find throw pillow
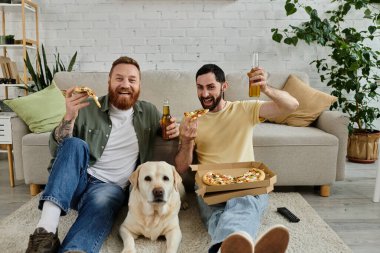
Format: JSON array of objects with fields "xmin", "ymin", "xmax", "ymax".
[
  {"xmin": 4, "ymin": 82, "xmax": 66, "ymax": 133},
  {"xmin": 267, "ymin": 74, "xmax": 337, "ymax": 127}
]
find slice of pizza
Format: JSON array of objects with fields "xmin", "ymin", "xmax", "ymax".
[
  {"xmin": 184, "ymin": 109, "xmax": 209, "ymax": 120},
  {"xmin": 73, "ymin": 86, "xmax": 101, "ymax": 108},
  {"xmin": 234, "ymin": 168, "xmax": 266, "ymax": 183},
  {"xmin": 202, "ymin": 171, "xmax": 234, "ymax": 186}
]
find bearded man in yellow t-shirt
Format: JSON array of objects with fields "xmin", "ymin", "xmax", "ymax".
[{"xmin": 175, "ymin": 64, "xmax": 299, "ymax": 253}]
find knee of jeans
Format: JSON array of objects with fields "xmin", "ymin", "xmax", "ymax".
[
  {"xmin": 91, "ymin": 186, "xmax": 125, "ymax": 210},
  {"xmin": 61, "ymin": 137, "xmax": 89, "ymax": 154}
]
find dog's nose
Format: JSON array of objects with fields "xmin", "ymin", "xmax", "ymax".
[{"xmin": 153, "ymin": 187, "xmax": 164, "ymax": 199}]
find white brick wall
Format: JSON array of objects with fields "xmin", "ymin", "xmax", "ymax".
[{"xmin": 2, "ymin": 0, "xmax": 380, "ymax": 128}]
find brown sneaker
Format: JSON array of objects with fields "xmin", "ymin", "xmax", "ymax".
[
  {"xmin": 25, "ymin": 227, "xmax": 60, "ymax": 253},
  {"xmin": 219, "ymin": 231, "xmax": 254, "ymax": 253},
  {"xmin": 255, "ymin": 225, "xmax": 289, "ymax": 253}
]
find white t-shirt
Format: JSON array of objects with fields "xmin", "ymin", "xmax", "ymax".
[{"xmin": 87, "ymin": 105, "xmax": 139, "ymax": 188}]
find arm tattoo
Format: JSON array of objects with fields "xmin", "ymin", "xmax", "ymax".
[{"xmin": 54, "ymin": 119, "xmax": 74, "ymax": 144}]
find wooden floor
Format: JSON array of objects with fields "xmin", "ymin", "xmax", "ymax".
[{"xmin": 0, "ymin": 153, "xmax": 379, "ymax": 252}]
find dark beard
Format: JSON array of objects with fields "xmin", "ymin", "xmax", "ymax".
[
  {"xmin": 108, "ymin": 86, "xmax": 140, "ymax": 110},
  {"xmin": 199, "ymin": 90, "xmax": 223, "ymax": 111}
]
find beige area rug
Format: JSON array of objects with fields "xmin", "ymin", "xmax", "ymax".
[{"xmin": 0, "ymin": 192, "xmax": 351, "ymax": 253}]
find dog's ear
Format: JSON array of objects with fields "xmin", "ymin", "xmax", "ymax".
[
  {"xmin": 172, "ymin": 165, "xmax": 183, "ymax": 192},
  {"xmin": 129, "ymin": 165, "xmax": 141, "ymax": 189}
]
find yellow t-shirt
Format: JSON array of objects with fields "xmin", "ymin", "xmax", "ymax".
[{"xmin": 195, "ymin": 100, "xmax": 263, "ymax": 164}]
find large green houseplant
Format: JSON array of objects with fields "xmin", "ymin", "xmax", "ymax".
[
  {"xmin": 271, "ymin": 0, "xmax": 380, "ymax": 162},
  {"xmin": 24, "ymin": 44, "xmax": 77, "ymax": 92}
]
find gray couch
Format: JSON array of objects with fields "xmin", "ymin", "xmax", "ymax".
[{"xmin": 10, "ymin": 71, "xmax": 349, "ymax": 196}]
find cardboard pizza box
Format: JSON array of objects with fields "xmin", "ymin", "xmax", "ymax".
[
  {"xmin": 191, "ymin": 161, "xmax": 277, "ymax": 193},
  {"xmin": 200, "ymin": 185, "xmax": 274, "ymax": 205},
  {"xmin": 191, "ymin": 161, "xmax": 277, "ymax": 205}
]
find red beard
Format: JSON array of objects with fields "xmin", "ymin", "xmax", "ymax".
[{"xmin": 108, "ymin": 86, "xmax": 140, "ymax": 110}]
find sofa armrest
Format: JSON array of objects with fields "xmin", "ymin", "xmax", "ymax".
[
  {"xmin": 10, "ymin": 116, "xmax": 31, "ymax": 181},
  {"xmin": 315, "ymin": 111, "xmax": 349, "ymax": 181}
]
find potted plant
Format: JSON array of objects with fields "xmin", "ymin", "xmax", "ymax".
[
  {"xmin": 24, "ymin": 44, "xmax": 77, "ymax": 92},
  {"xmin": 5, "ymin": 34, "xmax": 14, "ymax": 44},
  {"xmin": 271, "ymin": 0, "xmax": 380, "ymax": 163}
]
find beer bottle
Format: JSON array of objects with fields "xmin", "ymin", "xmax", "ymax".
[{"xmin": 161, "ymin": 99, "xmax": 171, "ymax": 140}]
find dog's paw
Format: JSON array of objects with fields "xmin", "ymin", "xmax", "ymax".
[{"xmin": 181, "ymin": 200, "xmax": 189, "ymax": 210}]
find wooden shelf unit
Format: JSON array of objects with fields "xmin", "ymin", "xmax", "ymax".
[{"xmin": 0, "ymin": 0, "xmax": 39, "ymax": 98}]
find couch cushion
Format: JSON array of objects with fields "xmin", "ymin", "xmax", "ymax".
[
  {"xmin": 266, "ymin": 75, "xmax": 337, "ymax": 127},
  {"xmin": 4, "ymin": 83, "xmax": 66, "ymax": 133},
  {"xmin": 140, "ymin": 70, "xmax": 200, "ymax": 120},
  {"xmin": 253, "ymin": 123, "xmax": 338, "ymax": 146},
  {"xmin": 225, "ymin": 72, "xmax": 309, "ymax": 102}
]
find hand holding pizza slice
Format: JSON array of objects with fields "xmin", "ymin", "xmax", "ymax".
[{"xmin": 73, "ymin": 86, "xmax": 101, "ymax": 108}]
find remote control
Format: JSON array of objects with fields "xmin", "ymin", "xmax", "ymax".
[{"xmin": 277, "ymin": 207, "xmax": 300, "ymax": 223}]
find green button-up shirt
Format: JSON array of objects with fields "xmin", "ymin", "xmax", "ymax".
[{"xmin": 49, "ymin": 95, "xmax": 161, "ymax": 169}]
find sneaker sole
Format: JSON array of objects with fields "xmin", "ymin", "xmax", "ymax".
[
  {"xmin": 255, "ymin": 225, "xmax": 289, "ymax": 253},
  {"xmin": 221, "ymin": 233, "xmax": 254, "ymax": 253}
]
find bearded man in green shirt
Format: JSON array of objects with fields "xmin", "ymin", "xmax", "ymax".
[{"xmin": 26, "ymin": 56, "xmax": 179, "ymax": 253}]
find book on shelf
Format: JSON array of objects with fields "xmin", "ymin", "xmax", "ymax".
[
  {"xmin": 0, "ymin": 56, "xmax": 21, "ymax": 83},
  {"xmin": 14, "ymin": 39, "xmax": 34, "ymax": 46}
]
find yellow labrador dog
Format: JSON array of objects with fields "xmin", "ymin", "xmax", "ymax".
[{"xmin": 119, "ymin": 161, "xmax": 185, "ymax": 253}]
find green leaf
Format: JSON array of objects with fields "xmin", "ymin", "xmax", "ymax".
[
  {"xmin": 67, "ymin": 51, "xmax": 77, "ymax": 72},
  {"xmin": 42, "ymin": 44, "xmax": 53, "ymax": 86},
  {"xmin": 368, "ymin": 26, "xmax": 376, "ymax": 34},
  {"xmin": 284, "ymin": 37, "xmax": 294, "ymax": 45},
  {"xmin": 37, "ymin": 51, "xmax": 46, "ymax": 88},
  {"xmin": 24, "ymin": 51, "xmax": 40, "ymax": 90},
  {"xmin": 355, "ymin": 92, "xmax": 365, "ymax": 103},
  {"xmin": 59, "ymin": 60, "xmax": 65, "ymax": 72},
  {"xmin": 369, "ymin": 82, "xmax": 378, "ymax": 91},
  {"xmin": 342, "ymin": 3, "xmax": 351, "ymax": 15},
  {"xmin": 272, "ymin": 32, "xmax": 283, "ymax": 43},
  {"xmin": 285, "ymin": 3, "xmax": 297, "ymax": 16},
  {"xmin": 305, "ymin": 6, "xmax": 313, "ymax": 14},
  {"xmin": 364, "ymin": 9, "xmax": 371, "ymax": 18},
  {"xmin": 349, "ymin": 62, "xmax": 360, "ymax": 71},
  {"xmin": 291, "ymin": 36, "xmax": 298, "ymax": 46},
  {"xmin": 355, "ymin": 1, "xmax": 364, "ymax": 10},
  {"xmin": 363, "ymin": 51, "xmax": 370, "ymax": 61}
]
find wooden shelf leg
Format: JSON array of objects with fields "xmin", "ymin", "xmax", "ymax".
[
  {"xmin": 6, "ymin": 144, "xmax": 14, "ymax": 187},
  {"xmin": 30, "ymin": 184, "xmax": 41, "ymax": 196},
  {"xmin": 320, "ymin": 184, "xmax": 330, "ymax": 197}
]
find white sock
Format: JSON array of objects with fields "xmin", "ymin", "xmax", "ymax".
[{"xmin": 36, "ymin": 201, "xmax": 61, "ymax": 233}]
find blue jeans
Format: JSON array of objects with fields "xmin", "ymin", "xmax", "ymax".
[
  {"xmin": 196, "ymin": 192, "xmax": 269, "ymax": 249},
  {"xmin": 38, "ymin": 138, "xmax": 127, "ymax": 253}
]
